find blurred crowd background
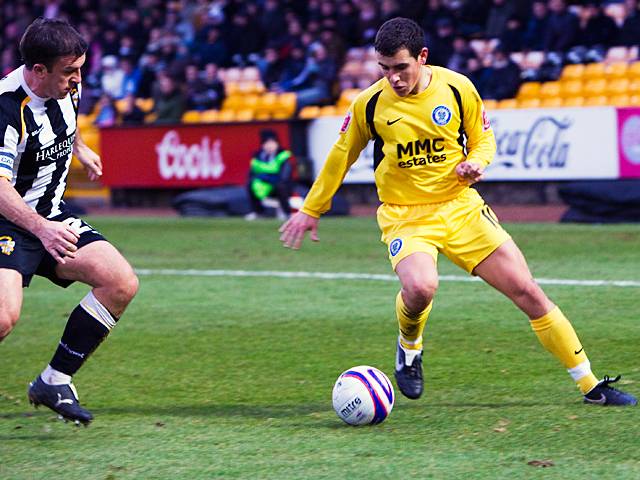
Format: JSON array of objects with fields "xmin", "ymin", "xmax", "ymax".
[{"xmin": 2, "ymin": 0, "xmax": 640, "ymax": 125}]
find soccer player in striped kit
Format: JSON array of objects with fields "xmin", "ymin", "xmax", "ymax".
[
  {"xmin": 0, "ymin": 18, "xmax": 138, "ymax": 424},
  {"xmin": 280, "ymin": 17, "xmax": 636, "ymax": 406}
]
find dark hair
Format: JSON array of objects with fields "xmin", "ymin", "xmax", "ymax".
[
  {"xmin": 260, "ymin": 129, "xmax": 279, "ymax": 144},
  {"xmin": 19, "ymin": 18, "xmax": 88, "ymax": 71},
  {"xmin": 374, "ymin": 17, "xmax": 425, "ymax": 58}
]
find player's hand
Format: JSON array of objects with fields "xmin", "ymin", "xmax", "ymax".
[
  {"xmin": 32, "ymin": 219, "xmax": 80, "ymax": 264},
  {"xmin": 456, "ymin": 161, "xmax": 485, "ymax": 185},
  {"xmin": 74, "ymin": 143, "xmax": 103, "ymax": 181},
  {"xmin": 279, "ymin": 211, "xmax": 319, "ymax": 250}
]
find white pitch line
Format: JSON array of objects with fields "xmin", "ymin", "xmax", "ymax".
[{"xmin": 134, "ymin": 269, "xmax": 640, "ymax": 288}]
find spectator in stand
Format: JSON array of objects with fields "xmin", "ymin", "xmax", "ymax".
[
  {"xmin": 192, "ymin": 27, "xmax": 228, "ymax": 68},
  {"xmin": 381, "ymin": 0, "xmax": 402, "ymax": 23},
  {"xmin": 100, "ymin": 55, "xmax": 125, "ymax": 100},
  {"xmin": 579, "ymin": 2, "xmax": 620, "ymax": 51},
  {"xmin": 426, "ymin": 17, "xmax": 455, "ymax": 67},
  {"xmin": 483, "ymin": 47, "xmax": 522, "ymax": 100},
  {"xmin": 191, "ymin": 63, "xmax": 226, "ymax": 111},
  {"xmin": 499, "ymin": 15, "xmax": 525, "ymax": 53},
  {"xmin": 93, "ymin": 95, "xmax": 118, "ymax": 128},
  {"xmin": 447, "ymin": 36, "xmax": 475, "ymax": 74},
  {"xmin": 152, "ymin": 73, "xmax": 186, "ymax": 124},
  {"xmin": 255, "ymin": 47, "xmax": 285, "ymax": 91},
  {"xmin": 120, "ymin": 57, "xmax": 141, "ymax": 99},
  {"xmin": 618, "ymin": 0, "xmax": 640, "ymax": 47},
  {"xmin": 523, "ymin": 1, "xmax": 550, "ymax": 51},
  {"xmin": 279, "ymin": 43, "xmax": 337, "ymax": 110},
  {"xmin": 120, "ymin": 94, "xmax": 146, "ymax": 125},
  {"xmin": 466, "ymin": 56, "xmax": 491, "ymax": 98},
  {"xmin": 421, "ymin": 0, "xmax": 455, "ymax": 33},
  {"xmin": 544, "ymin": 0, "xmax": 579, "ymax": 53},
  {"xmin": 260, "ymin": 0, "xmax": 288, "ymax": 46},
  {"xmin": 485, "ymin": 0, "xmax": 516, "ymax": 38},
  {"xmin": 277, "ymin": 44, "xmax": 307, "ymax": 90},
  {"xmin": 227, "ymin": 11, "xmax": 263, "ymax": 66},
  {"xmin": 136, "ymin": 52, "xmax": 160, "ymax": 99},
  {"xmin": 336, "ymin": 2, "xmax": 360, "ymax": 46},
  {"xmin": 355, "ymin": 0, "xmax": 381, "ymax": 46}
]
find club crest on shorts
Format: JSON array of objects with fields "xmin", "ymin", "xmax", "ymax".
[
  {"xmin": 0, "ymin": 236, "xmax": 15, "ymax": 255},
  {"xmin": 432, "ymin": 105, "xmax": 452, "ymax": 126},
  {"xmin": 389, "ymin": 238, "xmax": 403, "ymax": 257}
]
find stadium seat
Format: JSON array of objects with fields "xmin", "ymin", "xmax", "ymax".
[
  {"xmin": 606, "ymin": 78, "xmax": 630, "ymax": 96},
  {"xmin": 235, "ymin": 108, "xmax": 255, "ymax": 122},
  {"xmin": 217, "ymin": 109, "xmax": 236, "ymax": 122},
  {"xmin": 539, "ymin": 81, "xmax": 561, "ymax": 98},
  {"xmin": 584, "ymin": 95, "xmax": 608, "ymax": 106},
  {"xmin": 225, "ymin": 81, "xmax": 240, "ymax": 95},
  {"xmin": 334, "ymin": 104, "xmax": 349, "ymax": 116},
  {"xmin": 299, "ymin": 106, "xmax": 320, "ymax": 119},
  {"xmin": 135, "ymin": 98, "xmax": 154, "ymax": 112},
  {"xmin": 561, "ymin": 64, "xmax": 585, "ymax": 80},
  {"xmin": 516, "ymin": 82, "xmax": 541, "ymax": 100},
  {"xmin": 272, "ymin": 92, "xmax": 296, "ymax": 118},
  {"xmin": 560, "ymin": 79, "xmax": 583, "ymax": 97},
  {"xmin": 254, "ymin": 111, "xmax": 271, "ymax": 121},
  {"xmin": 630, "ymin": 94, "xmax": 640, "ymax": 106},
  {"xmin": 583, "ymin": 62, "xmax": 606, "ymax": 79},
  {"xmin": 200, "ymin": 109, "xmax": 219, "ymax": 122},
  {"xmin": 583, "ymin": 78, "xmax": 607, "ymax": 97},
  {"xmin": 609, "ymin": 94, "xmax": 631, "ymax": 107},
  {"xmin": 497, "ymin": 98, "xmax": 518, "ymax": 109},
  {"xmin": 482, "ymin": 99, "xmax": 498, "ymax": 110},
  {"xmin": 629, "ymin": 78, "xmax": 640, "ymax": 94},
  {"xmin": 605, "ymin": 62, "xmax": 628, "ymax": 79},
  {"xmin": 628, "ymin": 62, "xmax": 640, "ymax": 78},
  {"xmin": 77, "ymin": 114, "xmax": 93, "ymax": 129},
  {"xmin": 519, "ymin": 98, "xmax": 541, "ymax": 108},
  {"xmin": 255, "ymin": 92, "xmax": 278, "ymax": 117},
  {"xmin": 222, "ymin": 94, "xmax": 243, "ymax": 110},
  {"xmin": 115, "ymin": 98, "xmax": 128, "ymax": 114},
  {"xmin": 563, "ymin": 96, "xmax": 585, "ymax": 107},
  {"xmin": 337, "ymin": 88, "xmax": 361, "ymax": 107},
  {"xmin": 181, "ymin": 110, "xmax": 202, "ymax": 123},
  {"xmin": 319, "ymin": 105, "xmax": 337, "ymax": 116},
  {"xmin": 540, "ymin": 97, "xmax": 562, "ymax": 108}
]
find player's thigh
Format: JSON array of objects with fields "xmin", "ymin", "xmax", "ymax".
[
  {"xmin": 55, "ymin": 240, "xmax": 137, "ymax": 290},
  {"xmin": 0, "ymin": 268, "xmax": 24, "ymax": 327},
  {"xmin": 395, "ymin": 252, "xmax": 439, "ymax": 298},
  {"xmin": 442, "ymin": 192, "xmax": 511, "ymax": 273}
]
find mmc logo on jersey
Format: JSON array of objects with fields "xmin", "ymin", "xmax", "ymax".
[
  {"xmin": 0, "ymin": 236, "xmax": 15, "ymax": 255},
  {"xmin": 396, "ymin": 137, "xmax": 447, "ymax": 168}
]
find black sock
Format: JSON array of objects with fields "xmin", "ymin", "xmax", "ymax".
[{"xmin": 49, "ymin": 305, "xmax": 112, "ymax": 375}]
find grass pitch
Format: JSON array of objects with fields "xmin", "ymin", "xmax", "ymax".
[{"xmin": 1, "ymin": 217, "xmax": 639, "ymax": 479}]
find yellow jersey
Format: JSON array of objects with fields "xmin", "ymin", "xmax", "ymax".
[{"xmin": 301, "ymin": 66, "xmax": 496, "ymax": 217}]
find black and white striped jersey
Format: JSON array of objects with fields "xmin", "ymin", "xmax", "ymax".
[{"xmin": 0, "ymin": 65, "xmax": 80, "ymax": 219}]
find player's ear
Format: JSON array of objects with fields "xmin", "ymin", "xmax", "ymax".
[
  {"xmin": 419, "ymin": 48, "xmax": 429, "ymax": 65},
  {"xmin": 32, "ymin": 63, "xmax": 48, "ymax": 77}
]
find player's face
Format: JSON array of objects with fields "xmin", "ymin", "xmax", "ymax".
[
  {"xmin": 377, "ymin": 48, "xmax": 428, "ymax": 97},
  {"xmin": 38, "ymin": 54, "xmax": 85, "ymax": 99}
]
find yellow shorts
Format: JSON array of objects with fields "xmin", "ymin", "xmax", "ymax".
[{"xmin": 377, "ymin": 188, "xmax": 511, "ymax": 273}]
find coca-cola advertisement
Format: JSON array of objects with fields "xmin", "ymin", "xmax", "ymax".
[{"xmin": 100, "ymin": 123, "xmax": 291, "ymax": 187}]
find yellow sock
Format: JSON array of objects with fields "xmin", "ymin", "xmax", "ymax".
[
  {"xmin": 530, "ymin": 306, "xmax": 598, "ymax": 394},
  {"xmin": 396, "ymin": 291, "xmax": 432, "ymax": 351}
]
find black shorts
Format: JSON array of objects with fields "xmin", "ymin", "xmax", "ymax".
[{"xmin": 0, "ymin": 208, "xmax": 106, "ymax": 288}]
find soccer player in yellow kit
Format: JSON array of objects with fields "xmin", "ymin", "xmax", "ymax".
[{"xmin": 280, "ymin": 18, "xmax": 636, "ymax": 406}]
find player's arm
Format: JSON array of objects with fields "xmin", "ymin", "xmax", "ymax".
[
  {"xmin": 0, "ymin": 110, "xmax": 79, "ymax": 264},
  {"xmin": 455, "ymin": 79, "xmax": 497, "ymax": 185},
  {"xmin": 279, "ymin": 100, "xmax": 371, "ymax": 249},
  {"xmin": 73, "ymin": 129, "xmax": 102, "ymax": 181}
]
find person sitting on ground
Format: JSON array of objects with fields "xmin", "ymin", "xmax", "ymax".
[{"xmin": 245, "ymin": 129, "xmax": 293, "ymax": 221}]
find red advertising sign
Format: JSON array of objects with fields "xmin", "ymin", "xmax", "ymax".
[
  {"xmin": 100, "ymin": 123, "xmax": 291, "ymax": 187},
  {"xmin": 618, "ymin": 108, "xmax": 640, "ymax": 179}
]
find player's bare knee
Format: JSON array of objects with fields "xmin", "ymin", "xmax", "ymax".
[
  {"xmin": 403, "ymin": 278, "xmax": 438, "ymax": 308},
  {"xmin": 116, "ymin": 272, "xmax": 139, "ymax": 305},
  {"xmin": 0, "ymin": 310, "xmax": 19, "ymax": 340}
]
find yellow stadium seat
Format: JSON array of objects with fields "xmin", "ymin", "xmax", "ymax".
[
  {"xmin": 605, "ymin": 62, "xmax": 628, "ymax": 79},
  {"xmin": 235, "ymin": 108, "xmax": 255, "ymax": 122},
  {"xmin": 135, "ymin": 98, "xmax": 154, "ymax": 112},
  {"xmin": 222, "ymin": 94, "xmax": 243, "ymax": 110},
  {"xmin": 540, "ymin": 97, "xmax": 562, "ymax": 108},
  {"xmin": 482, "ymin": 99, "xmax": 498, "ymax": 110},
  {"xmin": 628, "ymin": 62, "xmax": 640, "ymax": 78},
  {"xmin": 539, "ymin": 81, "xmax": 561, "ymax": 98},
  {"xmin": 254, "ymin": 111, "xmax": 271, "ymax": 121},
  {"xmin": 334, "ymin": 104, "xmax": 349, "ymax": 116},
  {"xmin": 337, "ymin": 88, "xmax": 361, "ymax": 107},
  {"xmin": 561, "ymin": 64, "xmax": 585, "ymax": 80},
  {"xmin": 497, "ymin": 98, "xmax": 518, "ymax": 109},
  {"xmin": 115, "ymin": 98, "xmax": 128, "ymax": 114},
  {"xmin": 583, "ymin": 62, "xmax": 606, "ymax": 79},
  {"xmin": 607, "ymin": 78, "xmax": 630, "ymax": 95},
  {"xmin": 583, "ymin": 78, "xmax": 607, "ymax": 97},
  {"xmin": 516, "ymin": 82, "xmax": 541, "ymax": 100},
  {"xmin": 298, "ymin": 106, "xmax": 320, "ymax": 119},
  {"xmin": 609, "ymin": 94, "xmax": 631, "ymax": 107},
  {"xmin": 560, "ymin": 79, "xmax": 583, "ymax": 97},
  {"xmin": 225, "ymin": 81, "xmax": 240, "ymax": 95},
  {"xmin": 255, "ymin": 92, "xmax": 278, "ymax": 116},
  {"xmin": 272, "ymin": 110, "xmax": 294, "ymax": 120},
  {"xmin": 200, "ymin": 109, "xmax": 219, "ymax": 122},
  {"xmin": 181, "ymin": 110, "xmax": 202, "ymax": 123},
  {"xmin": 217, "ymin": 109, "xmax": 236, "ymax": 122},
  {"xmin": 77, "ymin": 114, "xmax": 93, "ymax": 129},
  {"xmin": 519, "ymin": 98, "xmax": 541, "ymax": 108},
  {"xmin": 630, "ymin": 94, "xmax": 640, "ymax": 106},
  {"xmin": 584, "ymin": 95, "xmax": 608, "ymax": 106},
  {"xmin": 563, "ymin": 96, "xmax": 585, "ymax": 107},
  {"xmin": 273, "ymin": 92, "xmax": 297, "ymax": 118},
  {"xmin": 319, "ymin": 106, "xmax": 337, "ymax": 116},
  {"xmin": 629, "ymin": 78, "xmax": 640, "ymax": 94}
]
